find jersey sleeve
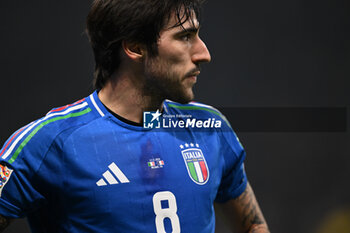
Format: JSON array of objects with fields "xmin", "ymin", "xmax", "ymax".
[
  {"xmin": 0, "ymin": 123, "xmax": 48, "ymax": 218},
  {"xmin": 215, "ymin": 117, "xmax": 248, "ymax": 203}
]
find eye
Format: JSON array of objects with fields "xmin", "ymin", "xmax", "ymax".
[{"xmin": 180, "ymin": 33, "xmax": 192, "ymax": 41}]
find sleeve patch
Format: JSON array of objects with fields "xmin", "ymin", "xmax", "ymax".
[{"xmin": 0, "ymin": 164, "xmax": 13, "ymax": 197}]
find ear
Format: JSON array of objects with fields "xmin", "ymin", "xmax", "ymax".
[{"xmin": 122, "ymin": 41, "xmax": 146, "ymax": 62}]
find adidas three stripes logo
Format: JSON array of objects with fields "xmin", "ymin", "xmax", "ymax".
[{"xmin": 96, "ymin": 162, "xmax": 130, "ymax": 186}]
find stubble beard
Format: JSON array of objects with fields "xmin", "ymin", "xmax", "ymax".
[{"xmin": 143, "ymin": 57, "xmax": 195, "ymax": 104}]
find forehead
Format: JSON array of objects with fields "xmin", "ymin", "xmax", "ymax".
[{"xmin": 163, "ymin": 9, "xmax": 199, "ymax": 31}]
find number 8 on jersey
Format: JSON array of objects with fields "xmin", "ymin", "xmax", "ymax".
[{"xmin": 153, "ymin": 191, "xmax": 181, "ymax": 233}]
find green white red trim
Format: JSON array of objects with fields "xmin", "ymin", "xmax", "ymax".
[
  {"xmin": 2, "ymin": 102, "xmax": 90, "ymax": 163},
  {"xmin": 166, "ymin": 102, "xmax": 231, "ymax": 127}
]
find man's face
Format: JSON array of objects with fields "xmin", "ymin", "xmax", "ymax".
[{"xmin": 143, "ymin": 11, "xmax": 211, "ymax": 104}]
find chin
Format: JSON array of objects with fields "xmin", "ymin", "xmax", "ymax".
[{"xmin": 172, "ymin": 92, "xmax": 194, "ymax": 104}]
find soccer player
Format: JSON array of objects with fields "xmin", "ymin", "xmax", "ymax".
[{"xmin": 0, "ymin": 0, "xmax": 270, "ymax": 232}]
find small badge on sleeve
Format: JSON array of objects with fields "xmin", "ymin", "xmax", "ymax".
[{"xmin": 0, "ymin": 163, "xmax": 13, "ymax": 197}]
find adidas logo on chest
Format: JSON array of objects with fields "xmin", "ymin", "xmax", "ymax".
[{"xmin": 96, "ymin": 162, "xmax": 130, "ymax": 186}]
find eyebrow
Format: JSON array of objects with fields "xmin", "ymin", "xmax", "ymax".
[
  {"xmin": 183, "ymin": 26, "xmax": 200, "ymax": 33},
  {"xmin": 174, "ymin": 26, "xmax": 200, "ymax": 36}
]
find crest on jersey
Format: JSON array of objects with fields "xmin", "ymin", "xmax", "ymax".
[
  {"xmin": 0, "ymin": 163, "xmax": 13, "ymax": 197},
  {"xmin": 180, "ymin": 143, "xmax": 209, "ymax": 185}
]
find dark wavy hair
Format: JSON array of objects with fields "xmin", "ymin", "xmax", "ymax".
[{"xmin": 86, "ymin": 0, "xmax": 204, "ymax": 89}]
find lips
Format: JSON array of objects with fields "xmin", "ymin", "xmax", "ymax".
[
  {"xmin": 184, "ymin": 75, "xmax": 197, "ymax": 84},
  {"xmin": 190, "ymin": 71, "xmax": 200, "ymax": 76},
  {"xmin": 185, "ymin": 71, "xmax": 200, "ymax": 79}
]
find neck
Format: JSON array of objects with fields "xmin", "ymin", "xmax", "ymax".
[{"xmin": 98, "ymin": 71, "xmax": 163, "ymax": 124}]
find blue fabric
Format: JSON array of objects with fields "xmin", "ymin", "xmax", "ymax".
[{"xmin": 0, "ymin": 91, "xmax": 247, "ymax": 233}]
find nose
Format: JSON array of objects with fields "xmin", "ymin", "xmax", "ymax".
[{"xmin": 191, "ymin": 36, "xmax": 211, "ymax": 64}]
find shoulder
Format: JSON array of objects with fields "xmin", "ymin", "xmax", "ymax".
[
  {"xmin": 164, "ymin": 100, "xmax": 244, "ymax": 153},
  {"xmin": 163, "ymin": 100, "xmax": 231, "ymax": 128},
  {"xmin": 0, "ymin": 97, "xmax": 99, "ymax": 165}
]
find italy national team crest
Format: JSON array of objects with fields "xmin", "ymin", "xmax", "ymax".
[{"xmin": 180, "ymin": 143, "xmax": 209, "ymax": 185}]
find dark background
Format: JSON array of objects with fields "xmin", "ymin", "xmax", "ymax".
[{"xmin": 1, "ymin": 1, "xmax": 349, "ymax": 233}]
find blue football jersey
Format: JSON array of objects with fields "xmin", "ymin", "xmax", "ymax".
[{"xmin": 0, "ymin": 91, "xmax": 247, "ymax": 233}]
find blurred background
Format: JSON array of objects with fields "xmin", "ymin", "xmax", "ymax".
[{"xmin": 1, "ymin": 0, "xmax": 349, "ymax": 232}]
